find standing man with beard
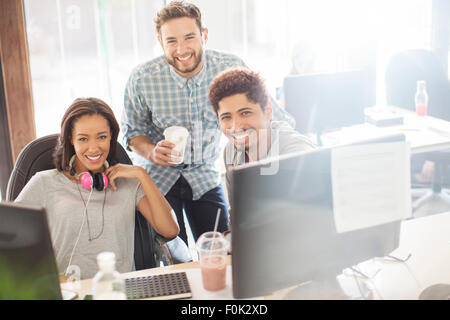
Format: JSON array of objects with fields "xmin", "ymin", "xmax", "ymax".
[{"xmin": 121, "ymin": 1, "xmax": 295, "ymax": 245}]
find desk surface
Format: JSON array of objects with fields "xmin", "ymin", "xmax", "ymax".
[
  {"xmin": 65, "ymin": 212, "xmax": 450, "ymax": 300},
  {"xmin": 365, "ymin": 211, "xmax": 450, "ymax": 299},
  {"xmin": 322, "ymin": 107, "xmax": 450, "ymax": 154}
]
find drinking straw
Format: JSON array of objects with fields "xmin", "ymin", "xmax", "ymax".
[
  {"xmin": 209, "ymin": 208, "xmax": 221, "ymax": 251},
  {"xmin": 213, "ymin": 208, "xmax": 221, "ymax": 234}
]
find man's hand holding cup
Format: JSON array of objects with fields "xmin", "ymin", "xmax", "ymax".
[
  {"xmin": 150, "ymin": 126, "xmax": 189, "ymax": 166},
  {"xmin": 148, "ymin": 140, "xmax": 179, "ymax": 166}
]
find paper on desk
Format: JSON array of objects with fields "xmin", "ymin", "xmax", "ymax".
[
  {"xmin": 183, "ymin": 266, "xmax": 263, "ymax": 300},
  {"xmin": 331, "ymin": 141, "xmax": 412, "ymax": 233}
]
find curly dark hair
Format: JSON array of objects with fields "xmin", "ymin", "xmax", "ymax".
[
  {"xmin": 208, "ymin": 67, "xmax": 269, "ymax": 114},
  {"xmin": 154, "ymin": 1, "xmax": 204, "ymax": 36},
  {"xmin": 53, "ymin": 97, "xmax": 120, "ymax": 172}
]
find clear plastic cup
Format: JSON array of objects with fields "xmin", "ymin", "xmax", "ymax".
[
  {"xmin": 163, "ymin": 126, "xmax": 189, "ymax": 164},
  {"xmin": 196, "ymin": 231, "xmax": 229, "ymax": 291}
]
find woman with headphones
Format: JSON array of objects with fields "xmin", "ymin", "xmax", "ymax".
[{"xmin": 15, "ymin": 98, "xmax": 179, "ymax": 279}]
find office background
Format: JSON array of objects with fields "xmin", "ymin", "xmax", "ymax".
[
  {"xmin": 1, "ymin": 0, "xmax": 449, "ymax": 199},
  {"xmin": 22, "ymin": 0, "xmax": 444, "ymax": 137},
  {"xmin": 1, "ymin": 1, "xmax": 450, "ymax": 301}
]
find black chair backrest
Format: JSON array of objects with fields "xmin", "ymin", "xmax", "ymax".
[
  {"xmin": 385, "ymin": 49, "xmax": 450, "ymax": 121},
  {"xmin": 6, "ymin": 134, "xmax": 161, "ymax": 270},
  {"xmin": 6, "ymin": 134, "xmax": 58, "ymax": 202}
]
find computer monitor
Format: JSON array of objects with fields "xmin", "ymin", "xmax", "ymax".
[
  {"xmin": 231, "ymin": 134, "xmax": 409, "ymax": 299},
  {"xmin": 0, "ymin": 202, "xmax": 62, "ymax": 300},
  {"xmin": 283, "ymin": 70, "xmax": 374, "ymax": 143}
]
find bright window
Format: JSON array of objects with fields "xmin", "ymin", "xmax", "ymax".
[
  {"xmin": 25, "ymin": 0, "xmax": 433, "ymax": 138},
  {"xmin": 24, "ymin": 0, "xmax": 164, "ymax": 138}
]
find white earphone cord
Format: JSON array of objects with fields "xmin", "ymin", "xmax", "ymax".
[{"xmin": 65, "ymin": 187, "xmax": 94, "ymax": 277}]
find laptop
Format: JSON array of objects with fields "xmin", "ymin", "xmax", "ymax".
[
  {"xmin": 0, "ymin": 201, "xmax": 192, "ymax": 300},
  {"xmin": 0, "ymin": 201, "xmax": 65, "ymax": 300}
]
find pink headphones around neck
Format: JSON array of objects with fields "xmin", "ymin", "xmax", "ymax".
[{"xmin": 69, "ymin": 155, "xmax": 109, "ymax": 191}]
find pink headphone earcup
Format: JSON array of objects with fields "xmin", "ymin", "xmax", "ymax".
[
  {"xmin": 102, "ymin": 174, "xmax": 109, "ymax": 190},
  {"xmin": 80, "ymin": 172, "xmax": 93, "ymax": 190}
]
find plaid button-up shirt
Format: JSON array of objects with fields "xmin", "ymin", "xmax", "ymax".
[{"xmin": 121, "ymin": 49, "xmax": 295, "ymax": 200}]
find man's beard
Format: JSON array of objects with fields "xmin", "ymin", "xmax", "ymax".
[{"xmin": 167, "ymin": 49, "xmax": 204, "ymax": 76}]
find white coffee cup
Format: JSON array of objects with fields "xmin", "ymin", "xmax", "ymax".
[{"xmin": 163, "ymin": 126, "xmax": 189, "ymax": 164}]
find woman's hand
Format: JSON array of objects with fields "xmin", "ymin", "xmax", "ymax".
[
  {"xmin": 105, "ymin": 163, "xmax": 145, "ymax": 191},
  {"xmin": 106, "ymin": 163, "xmax": 179, "ymax": 239}
]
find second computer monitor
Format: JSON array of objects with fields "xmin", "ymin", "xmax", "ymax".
[{"xmin": 283, "ymin": 70, "xmax": 373, "ymax": 137}]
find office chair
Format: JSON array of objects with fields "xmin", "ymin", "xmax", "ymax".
[
  {"xmin": 385, "ymin": 49, "xmax": 450, "ymax": 214},
  {"xmin": 6, "ymin": 134, "xmax": 192, "ymax": 270}
]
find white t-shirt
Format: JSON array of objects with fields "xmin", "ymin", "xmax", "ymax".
[{"xmin": 16, "ymin": 169, "xmax": 145, "ymax": 279}]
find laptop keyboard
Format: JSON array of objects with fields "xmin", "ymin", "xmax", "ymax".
[{"xmin": 125, "ymin": 272, "xmax": 192, "ymax": 300}]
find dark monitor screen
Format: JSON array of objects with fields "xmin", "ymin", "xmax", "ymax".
[
  {"xmin": 283, "ymin": 70, "xmax": 373, "ymax": 136},
  {"xmin": 231, "ymin": 135, "xmax": 406, "ymax": 299},
  {"xmin": 0, "ymin": 202, "xmax": 62, "ymax": 300}
]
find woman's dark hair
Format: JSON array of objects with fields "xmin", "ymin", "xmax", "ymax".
[{"xmin": 53, "ymin": 97, "xmax": 120, "ymax": 172}]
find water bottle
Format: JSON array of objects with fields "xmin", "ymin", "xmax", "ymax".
[
  {"xmin": 415, "ymin": 80, "xmax": 428, "ymax": 117},
  {"xmin": 92, "ymin": 252, "xmax": 127, "ymax": 300}
]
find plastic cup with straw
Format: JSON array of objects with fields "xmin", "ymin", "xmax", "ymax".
[{"xmin": 196, "ymin": 208, "xmax": 229, "ymax": 291}]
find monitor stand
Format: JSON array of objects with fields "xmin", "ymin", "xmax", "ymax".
[{"xmin": 282, "ymin": 275, "xmax": 372, "ymax": 300}]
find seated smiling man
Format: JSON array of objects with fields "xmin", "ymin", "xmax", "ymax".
[{"xmin": 208, "ymin": 67, "xmax": 316, "ymax": 221}]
